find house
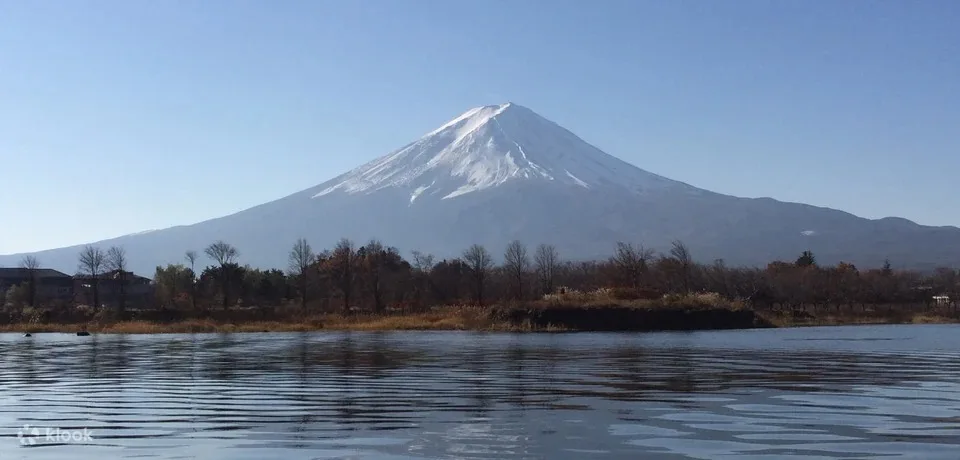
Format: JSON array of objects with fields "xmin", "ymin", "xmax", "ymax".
[
  {"xmin": 0, "ymin": 267, "xmax": 74, "ymax": 304},
  {"xmin": 933, "ymin": 295, "xmax": 951, "ymax": 306},
  {"xmin": 74, "ymin": 270, "xmax": 155, "ymax": 308}
]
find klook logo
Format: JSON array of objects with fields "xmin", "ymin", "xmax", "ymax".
[
  {"xmin": 17, "ymin": 424, "xmax": 39, "ymax": 445},
  {"xmin": 17, "ymin": 424, "xmax": 94, "ymax": 446}
]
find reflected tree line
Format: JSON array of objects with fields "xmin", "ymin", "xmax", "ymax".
[{"xmin": 2, "ymin": 334, "xmax": 937, "ymax": 403}]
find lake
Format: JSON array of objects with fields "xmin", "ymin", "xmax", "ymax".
[{"xmin": 1, "ymin": 325, "xmax": 959, "ymax": 459}]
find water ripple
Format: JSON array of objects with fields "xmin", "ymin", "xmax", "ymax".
[{"xmin": 0, "ymin": 325, "xmax": 959, "ymax": 458}]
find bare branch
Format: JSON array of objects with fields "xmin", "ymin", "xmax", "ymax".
[
  {"xmin": 534, "ymin": 244, "xmax": 560, "ymax": 295},
  {"xmin": 288, "ymin": 238, "xmax": 314, "ymax": 276},
  {"xmin": 462, "ymin": 244, "xmax": 494, "ymax": 306},
  {"xmin": 205, "ymin": 241, "xmax": 239, "ymax": 309},
  {"xmin": 669, "ymin": 240, "xmax": 693, "ymax": 294},
  {"xmin": 106, "ymin": 246, "xmax": 128, "ymax": 273},
  {"xmin": 77, "ymin": 245, "xmax": 105, "ymax": 277},
  {"xmin": 330, "ymin": 238, "xmax": 357, "ymax": 314},
  {"xmin": 184, "ymin": 250, "xmax": 199, "ymax": 310},
  {"xmin": 612, "ymin": 242, "xmax": 654, "ymax": 290},
  {"xmin": 19, "ymin": 255, "xmax": 39, "ymax": 271},
  {"xmin": 185, "ymin": 250, "xmax": 198, "ymax": 271},
  {"xmin": 503, "ymin": 240, "xmax": 530, "ymax": 299},
  {"xmin": 77, "ymin": 245, "xmax": 105, "ymax": 309},
  {"xmin": 106, "ymin": 246, "xmax": 130, "ymax": 315},
  {"xmin": 411, "ymin": 250, "xmax": 435, "ymax": 274},
  {"xmin": 18, "ymin": 255, "xmax": 40, "ymax": 307},
  {"xmin": 204, "ymin": 240, "xmax": 239, "ymax": 266},
  {"xmin": 288, "ymin": 238, "xmax": 314, "ymax": 310}
]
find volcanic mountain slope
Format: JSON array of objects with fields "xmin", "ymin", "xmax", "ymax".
[{"xmin": 3, "ymin": 102, "xmax": 960, "ymax": 275}]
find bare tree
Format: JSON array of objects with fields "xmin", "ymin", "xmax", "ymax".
[
  {"xmin": 503, "ymin": 240, "xmax": 530, "ymax": 299},
  {"xmin": 77, "ymin": 245, "xmax": 105, "ymax": 309},
  {"xmin": 534, "ymin": 244, "xmax": 560, "ymax": 295},
  {"xmin": 205, "ymin": 240, "xmax": 238, "ymax": 266},
  {"xmin": 329, "ymin": 238, "xmax": 356, "ymax": 314},
  {"xmin": 185, "ymin": 250, "xmax": 198, "ymax": 270},
  {"xmin": 669, "ymin": 240, "xmax": 693, "ymax": 294},
  {"xmin": 411, "ymin": 250, "xmax": 435, "ymax": 311},
  {"xmin": 18, "ymin": 255, "xmax": 39, "ymax": 308},
  {"xmin": 462, "ymin": 244, "xmax": 494, "ymax": 306},
  {"xmin": 288, "ymin": 238, "xmax": 314, "ymax": 310},
  {"xmin": 185, "ymin": 250, "xmax": 198, "ymax": 310},
  {"xmin": 411, "ymin": 251, "xmax": 435, "ymax": 273},
  {"xmin": 205, "ymin": 240, "xmax": 239, "ymax": 309},
  {"xmin": 106, "ymin": 246, "xmax": 129, "ymax": 316},
  {"xmin": 361, "ymin": 239, "xmax": 388, "ymax": 314},
  {"xmin": 613, "ymin": 242, "xmax": 654, "ymax": 291}
]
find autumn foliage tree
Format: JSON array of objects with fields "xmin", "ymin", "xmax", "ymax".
[{"xmin": 154, "ymin": 264, "xmax": 194, "ymax": 307}]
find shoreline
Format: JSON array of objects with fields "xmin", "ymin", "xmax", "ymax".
[{"xmin": 2, "ymin": 306, "xmax": 956, "ymax": 334}]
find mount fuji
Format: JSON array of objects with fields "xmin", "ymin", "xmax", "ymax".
[{"xmin": 4, "ymin": 102, "xmax": 960, "ymax": 275}]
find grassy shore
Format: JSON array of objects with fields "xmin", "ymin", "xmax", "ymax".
[
  {"xmin": 1, "ymin": 291, "xmax": 956, "ymax": 334},
  {"xmin": 757, "ymin": 310, "xmax": 959, "ymax": 328},
  {"xmin": 0, "ymin": 307, "xmax": 520, "ymax": 334},
  {"xmin": 3, "ymin": 310, "xmax": 953, "ymax": 335}
]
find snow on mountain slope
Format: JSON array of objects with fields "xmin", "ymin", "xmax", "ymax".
[
  {"xmin": 3, "ymin": 101, "xmax": 960, "ymax": 275},
  {"xmin": 312, "ymin": 102, "xmax": 692, "ymax": 203}
]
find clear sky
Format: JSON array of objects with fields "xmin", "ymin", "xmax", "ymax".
[{"xmin": 1, "ymin": 0, "xmax": 958, "ymax": 254}]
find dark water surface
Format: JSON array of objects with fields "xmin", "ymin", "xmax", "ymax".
[{"xmin": 1, "ymin": 325, "xmax": 959, "ymax": 459}]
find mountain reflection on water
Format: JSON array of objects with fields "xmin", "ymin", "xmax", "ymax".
[{"xmin": 1, "ymin": 325, "xmax": 959, "ymax": 459}]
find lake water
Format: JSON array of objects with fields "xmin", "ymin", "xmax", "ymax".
[{"xmin": 1, "ymin": 325, "xmax": 959, "ymax": 459}]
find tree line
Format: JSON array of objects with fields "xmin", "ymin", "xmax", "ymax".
[
  {"xmin": 7, "ymin": 238, "xmax": 959, "ymax": 314},
  {"xmin": 151, "ymin": 238, "xmax": 960, "ymax": 314}
]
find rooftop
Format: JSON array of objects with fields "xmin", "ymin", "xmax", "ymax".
[{"xmin": 0, "ymin": 267, "xmax": 72, "ymax": 279}]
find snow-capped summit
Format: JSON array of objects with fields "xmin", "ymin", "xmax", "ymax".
[{"xmin": 312, "ymin": 102, "xmax": 685, "ymax": 203}]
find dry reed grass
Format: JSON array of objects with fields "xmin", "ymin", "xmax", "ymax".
[
  {"xmin": 0, "ymin": 306, "xmax": 510, "ymax": 334},
  {"xmin": 538, "ymin": 288, "xmax": 741, "ymax": 310},
  {"xmin": 757, "ymin": 310, "xmax": 958, "ymax": 328},
  {"xmin": 3, "ymin": 298, "xmax": 950, "ymax": 334}
]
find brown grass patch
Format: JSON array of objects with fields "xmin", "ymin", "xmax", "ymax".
[
  {"xmin": 537, "ymin": 289, "xmax": 742, "ymax": 310},
  {"xmin": 0, "ymin": 306, "xmax": 511, "ymax": 334},
  {"xmin": 757, "ymin": 310, "xmax": 959, "ymax": 328},
  {"xmin": 3, "ymin": 301, "xmax": 952, "ymax": 334}
]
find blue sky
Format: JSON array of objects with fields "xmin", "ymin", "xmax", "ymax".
[{"xmin": 1, "ymin": 0, "xmax": 958, "ymax": 254}]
